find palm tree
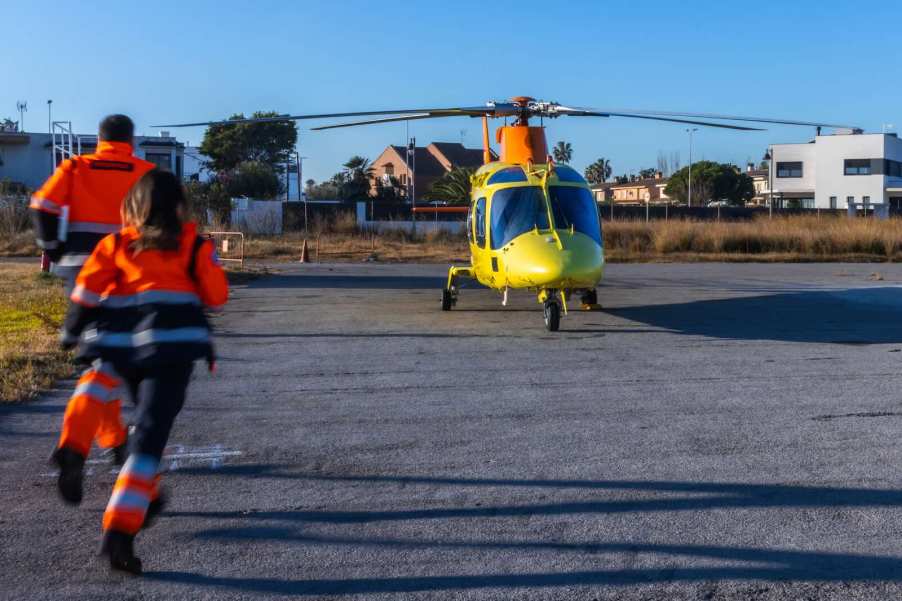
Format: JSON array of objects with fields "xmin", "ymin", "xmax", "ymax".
[
  {"xmin": 342, "ymin": 156, "xmax": 374, "ymax": 182},
  {"xmin": 426, "ymin": 167, "xmax": 475, "ymax": 205},
  {"xmin": 552, "ymin": 141, "xmax": 573, "ymax": 164},
  {"xmin": 584, "ymin": 158, "xmax": 612, "ymax": 184}
]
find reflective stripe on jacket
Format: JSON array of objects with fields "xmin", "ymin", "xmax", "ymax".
[
  {"xmin": 30, "ymin": 141, "xmax": 155, "ymax": 268},
  {"xmin": 63, "ymin": 222, "xmax": 229, "ymax": 366}
]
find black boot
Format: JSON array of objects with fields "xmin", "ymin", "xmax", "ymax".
[
  {"xmin": 99, "ymin": 530, "xmax": 142, "ymax": 575},
  {"xmin": 142, "ymin": 493, "xmax": 166, "ymax": 529},
  {"xmin": 50, "ymin": 447, "xmax": 85, "ymax": 505}
]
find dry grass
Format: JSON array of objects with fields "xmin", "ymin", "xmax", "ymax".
[
  {"xmin": 245, "ymin": 231, "xmax": 470, "ymax": 263},
  {"xmin": 603, "ymin": 215, "xmax": 902, "ymax": 262},
  {"xmin": 243, "ymin": 215, "xmax": 902, "ymax": 263},
  {"xmin": 0, "ymin": 232, "xmax": 38, "ymax": 257},
  {"xmin": 0, "ymin": 264, "xmax": 72, "ymax": 403}
]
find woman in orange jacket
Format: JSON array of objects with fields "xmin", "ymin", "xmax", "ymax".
[{"xmin": 53, "ymin": 169, "xmax": 228, "ymax": 574}]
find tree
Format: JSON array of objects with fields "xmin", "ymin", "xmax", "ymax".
[
  {"xmin": 552, "ymin": 141, "xmax": 573, "ymax": 164},
  {"xmin": 199, "ymin": 111, "xmax": 298, "ymax": 173},
  {"xmin": 664, "ymin": 161, "xmax": 755, "ymax": 206},
  {"xmin": 584, "ymin": 158, "xmax": 612, "ymax": 184},
  {"xmin": 221, "ymin": 161, "xmax": 282, "ymax": 199},
  {"xmin": 638, "ymin": 167, "xmax": 657, "ymax": 179},
  {"xmin": 339, "ymin": 155, "xmax": 374, "ymax": 201},
  {"xmin": 373, "ymin": 175, "xmax": 403, "ymax": 202},
  {"xmin": 425, "ymin": 167, "xmax": 475, "ymax": 204}
]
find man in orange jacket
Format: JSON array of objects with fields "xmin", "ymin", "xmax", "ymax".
[{"xmin": 31, "ymin": 115, "xmax": 155, "ymax": 476}]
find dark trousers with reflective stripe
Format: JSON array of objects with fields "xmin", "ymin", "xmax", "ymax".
[{"xmin": 103, "ymin": 362, "xmax": 193, "ymax": 534}]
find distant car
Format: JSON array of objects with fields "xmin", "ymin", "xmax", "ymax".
[{"xmin": 707, "ymin": 200, "xmax": 730, "ymax": 207}]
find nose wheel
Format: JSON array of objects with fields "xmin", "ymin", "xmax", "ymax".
[
  {"xmin": 441, "ymin": 287, "xmax": 457, "ymax": 311},
  {"xmin": 543, "ymin": 299, "xmax": 561, "ymax": 331}
]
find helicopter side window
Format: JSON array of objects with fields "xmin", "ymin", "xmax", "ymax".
[
  {"xmin": 490, "ymin": 186, "xmax": 549, "ymax": 249},
  {"xmin": 547, "ymin": 186, "xmax": 602, "ymax": 244},
  {"xmin": 474, "ymin": 197, "xmax": 487, "ymax": 247},
  {"xmin": 466, "ymin": 203, "xmax": 474, "ymax": 244}
]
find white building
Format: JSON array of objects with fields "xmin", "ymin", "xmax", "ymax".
[
  {"xmin": 767, "ymin": 131, "xmax": 902, "ymax": 211},
  {"xmin": 0, "ymin": 129, "xmax": 187, "ymax": 190}
]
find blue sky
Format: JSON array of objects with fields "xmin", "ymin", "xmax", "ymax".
[{"xmin": 2, "ymin": 1, "xmax": 900, "ymax": 183}]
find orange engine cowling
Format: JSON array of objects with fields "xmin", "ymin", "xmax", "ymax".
[{"xmin": 495, "ymin": 125, "xmax": 548, "ymax": 165}]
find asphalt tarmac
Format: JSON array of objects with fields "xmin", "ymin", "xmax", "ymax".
[{"xmin": 4, "ymin": 262, "xmax": 902, "ymax": 600}]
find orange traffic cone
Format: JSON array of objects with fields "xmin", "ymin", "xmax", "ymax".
[{"xmin": 299, "ymin": 239, "xmax": 310, "ymax": 263}]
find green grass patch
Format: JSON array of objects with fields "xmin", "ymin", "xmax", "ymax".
[{"xmin": 0, "ymin": 265, "xmax": 72, "ymax": 403}]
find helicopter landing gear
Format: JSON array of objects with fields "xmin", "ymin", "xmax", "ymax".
[
  {"xmin": 543, "ymin": 299, "xmax": 561, "ymax": 331},
  {"xmin": 442, "ymin": 265, "xmax": 472, "ymax": 312},
  {"xmin": 441, "ymin": 287, "xmax": 457, "ymax": 311},
  {"xmin": 580, "ymin": 288, "xmax": 602, "ymax": 311}
]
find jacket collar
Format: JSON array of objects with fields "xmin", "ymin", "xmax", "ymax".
[{"xmin": 96, "ymin": 141, "xmax": 134, "ymax": 156}]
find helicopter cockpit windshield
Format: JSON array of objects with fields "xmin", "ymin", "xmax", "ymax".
[
  {"xmin": 490, "ymin": 186, "xmax": 549, "ymax": 249},
  {"xmin": 547, "ymin": 186, "xmax": 602, "ymax": 244}
]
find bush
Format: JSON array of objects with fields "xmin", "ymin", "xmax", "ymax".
[{"xmin": 0, "ymin": 193, "xmax": 30, "ymax": 237}]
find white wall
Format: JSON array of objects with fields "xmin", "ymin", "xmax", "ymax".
[
  {"xmin": 772, "ymin": 133, "xmax": 901, "ymax": 208},
  {"xmin": 771, "ymin": 142, "xmax": 816, "ymax": 196},
  {"xmin": 814, "ymin": 134, "xmax": 886, "ymax": 208}
]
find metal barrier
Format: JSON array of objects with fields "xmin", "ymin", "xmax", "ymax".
[{"xmin": 208, "ymin": 232, "xmax": 245, "ymax": 267}]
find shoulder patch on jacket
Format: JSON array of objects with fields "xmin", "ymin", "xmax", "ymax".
[{"xmin": 88, "ymin": 159, "xmax": 135, "ymax": 172}]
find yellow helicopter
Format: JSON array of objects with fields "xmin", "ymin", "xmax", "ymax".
[{"xmin": 157, "ymin": 97, "xmax": 850, "ymax": 330}]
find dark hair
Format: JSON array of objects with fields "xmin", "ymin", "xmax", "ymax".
[
  {"xmin": 98, "ymin": 114, "xmax": 134, "ymax": 143},
  {"xmin": 122, "ymin": 169, "xmax": 188, "ymax": 252}
]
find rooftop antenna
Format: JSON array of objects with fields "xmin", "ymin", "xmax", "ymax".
[{"xmin": 16, "ymin": 101, "xmax": 27, "ymax": 132}]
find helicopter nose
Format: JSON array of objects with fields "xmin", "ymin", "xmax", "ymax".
[{"xmin": 503, "ymin": 233, "xmax": 603, "ymax": 289}]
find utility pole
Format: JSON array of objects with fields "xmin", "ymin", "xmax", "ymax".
[
  {"xmin": 407, "ymin": 136, "xmax": 417, "ymax": 235},
  {"xmin": 16, "ymin": 101, "xmax": 27, "ymax": 132},
  {"xmin": 686, "ymin": 128, "xmax": 698, "ymax": 208},
  {"xmin": 47, "ymin": 100, "xmax": 53, "ymax": 174},
  {"xmin": 297, "ymin": 154, "xmax": 309, "ymax": 236}
]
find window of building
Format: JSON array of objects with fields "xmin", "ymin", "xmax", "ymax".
[
  {"xmin": 398, "ymin": 173, "xmax": 407, "ymax": 186},
  {"xmin": 145, "ymin": 152, "xmax": 172, "ymax": 172},
  {"xmin": 384, "ymin": 163, "xmax": 394, "ymax": 176},
  {"xmin": 776, "ymin": 161, "xmax": 803, "ymax": 178},
  {"xmin": 844, "ymin": 159, "xmax": 871, "ymax": 176},
  {"xmin": 829, "ymin": 196, "xmax": 837, "ymax": 209},
  {"xmin": 863, "ymin": 196, "xmax": 871, "ymax": 207},
  {"xmin": 847, "ymin": 196, "xmax": 855, "ymax": 207},
  {"xmin": 801, "ymin": 198, "xmax": 815, "ymax": 209},
  {"xmin": 886, "ymin": 159, "xmax": 902, "ymax": 177}
]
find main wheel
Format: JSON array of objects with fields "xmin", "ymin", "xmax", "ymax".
[
  {"xmin": 441, "ymin": 289, "xmax": 453, "ymax": 311},
  {"xmin": 543, "ymin": 300, "xmax": 561, "ymax": 332},
  {"xmin": 581, "ymin": 288, "xmax": 598, "ymax": 306}
]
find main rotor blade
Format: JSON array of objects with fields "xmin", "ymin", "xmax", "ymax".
[
  {"xmin": 310, "ymin": 113, "xmax": 438, "ymax": 130},
  {"xmin": 153, "ymin": 105, "xmax": 512, "ymax": 128},
  {"xmin": 562, "ymin": 106, "xmax": 854, "ymax": 129},
  {"xmin": 560, "ymin": 109, "xmax": 764, "ymax": 131}
]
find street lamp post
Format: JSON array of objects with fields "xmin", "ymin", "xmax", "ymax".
[
  {"xmin": 763, "ymin": 148, "xmax": 774, "ymax": 219},
  {"xmin": 686, "ymin": 128, "xmax": 698, "ymax": 208}
]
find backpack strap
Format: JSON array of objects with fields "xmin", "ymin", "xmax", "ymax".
[{"xmin": 188, "ymin": 234, "xmax": 207, "ymax": 282}]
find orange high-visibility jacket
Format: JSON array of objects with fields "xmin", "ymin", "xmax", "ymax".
[
  {"xmin": 63, "ymin": 222, "xmax": 229, "ymax": 366},
  {"xmin": 30, "ymin": 141, "xmax": 154, "ymax": 269}
]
